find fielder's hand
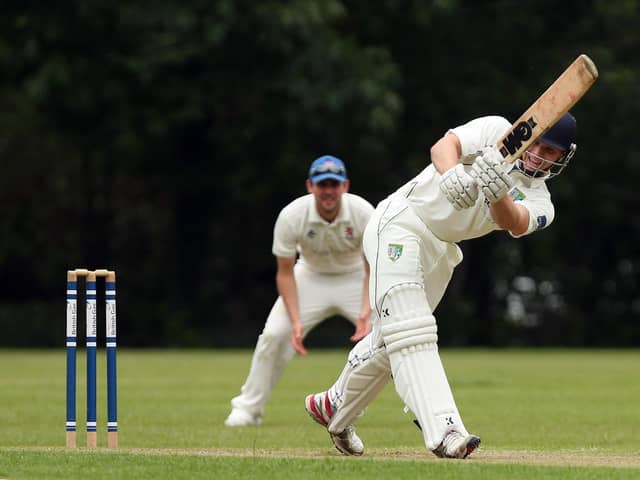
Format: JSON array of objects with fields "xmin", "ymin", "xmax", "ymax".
[
  {"xmin": 291, "ymin": 322, "xmax": 307, "ymax": 355},
  {"xmin": 471, "ymin": 148, "xmax": 514, "ymax": 203},
  {"xmin": 350, "ymin": 309, "xmax": 371, "ymax": 342},
  {"xmin": 439, "ymin": 163, "xmax": 479, "ymax": 210}
]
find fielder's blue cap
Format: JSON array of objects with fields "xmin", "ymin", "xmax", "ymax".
[{"xmin": 308, "ymin": 155, "xmax": 347, "ymax": 184}]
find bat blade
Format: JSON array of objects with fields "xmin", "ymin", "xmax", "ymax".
[{"xmin": 498, "ymin": 54, "xmax": 599, "ymax": 163}]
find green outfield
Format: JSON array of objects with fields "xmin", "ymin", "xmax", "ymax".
[{"xmin": 0, "ymin": 349, "xmax": 638, "ymax": 479}]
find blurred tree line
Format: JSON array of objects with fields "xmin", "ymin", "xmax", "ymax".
[{"xmin": 0, "ymin": 1, "xmax": 638, "ymax": 347}]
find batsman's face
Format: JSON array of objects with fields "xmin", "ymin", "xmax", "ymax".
[
  {"xmin": 522, "ymin": 141, "xmax": 564, "ymax": 172},
  {"xmin": 307, "ymin": 179, "xmax": 349, "ymax": 219}
]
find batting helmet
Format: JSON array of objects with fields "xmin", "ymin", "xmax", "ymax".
[
  {"xmin": 540, "ymin": 112, "xmax": 577, "ymax": 151},
  {"xmin": 518, "ymin": 112, "xmax": 577, "ymax": 179}
]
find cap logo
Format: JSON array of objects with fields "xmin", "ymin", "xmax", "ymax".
[{"xmin": 311, "ymin": 161, "xmax": 344, "ymax": 176}]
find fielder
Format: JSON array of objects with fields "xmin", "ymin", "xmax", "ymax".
[
  {"xmin": 305, "ymin": 113, "xmax": 578, "ymax": 458},
  {"xmin": 225, "ymin": 155, "xmax": 375, "ymax": 428}
]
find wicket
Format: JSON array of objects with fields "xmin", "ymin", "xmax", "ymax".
[{"xmin": 66, "ymin": 268, "xmax": 118, "ymax": 448}]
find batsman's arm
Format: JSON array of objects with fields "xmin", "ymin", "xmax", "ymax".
[
  {"xmin": 275, "ymin": 255, "xmax": 307, "ymax": 355},
  {"xmin": 489, "ymin": 196, "xmax": 529, "ymax": 236},
  {"xmin": 430, "ymin": 132, "xmax": 462, "ymax": 174}
]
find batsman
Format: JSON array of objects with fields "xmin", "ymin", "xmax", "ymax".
[{"xmin": 305, "ymin": 112, "xmax": 579, "ymax": 458}]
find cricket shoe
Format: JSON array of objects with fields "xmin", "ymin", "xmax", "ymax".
[
  {"xmin": 432, "ymin": 430, "xmax": 480, "ymax": 459},
  {"xmin": 305, "ymin": 391, "xmax": 364, "ymax": 456},
  {"xmin": 224, "ymin": 408, "xmax": 262, "ymax": 427}
]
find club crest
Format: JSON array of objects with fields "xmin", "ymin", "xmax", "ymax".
[
  {"xmin": 387, "ymin": 243, "xmax": 403, "ymax": 262},
  {"xmin": 344, "ymin": 227, "xmax": 354, "ymax": 239},
  {"xmin": 509, "ymin": 187, "xmax": 526, "ymax": 201}
]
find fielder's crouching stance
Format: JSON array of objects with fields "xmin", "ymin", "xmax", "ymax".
[
  {"xmin": 306, "ymin": 112, "xmax": 578, "ymax": 458},
  {"xmin": 225, "ymin": 155, "xmax": 374, "ymax": 428}
]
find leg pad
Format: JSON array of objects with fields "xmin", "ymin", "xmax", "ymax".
[{"xmin": 379, "ymin": 283, "xmax": 469, "ymax": 450}]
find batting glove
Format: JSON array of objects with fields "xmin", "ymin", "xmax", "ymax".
[
  {"xmin": 470, "ymin": 148, "xmax": 514, "ymax": 203},
  {"xmin": 439, "ymin": 163, "xmax": 479, "ymax": 210}
]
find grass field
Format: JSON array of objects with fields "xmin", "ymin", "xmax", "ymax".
[{"xmin": 0, "ymin": 348, "xmax": 638, "ymax": 479}]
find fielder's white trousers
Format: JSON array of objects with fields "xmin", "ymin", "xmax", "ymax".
[{"xmin": 230, "ymin": 263, "xmax": 367, "ymax": 417}]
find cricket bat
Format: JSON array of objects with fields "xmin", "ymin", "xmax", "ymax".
[{"xmin": 498, "ymin": 54, "xmax": 598, "ymax": 162}]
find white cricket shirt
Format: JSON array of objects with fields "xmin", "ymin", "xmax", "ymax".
[
  {"xmin": 390, "ymin": 115, "xmax": 555, "ymax": 243},
  {"xmin": 272, "ymin": 193, "xmax": 375, "ymax": 274}
]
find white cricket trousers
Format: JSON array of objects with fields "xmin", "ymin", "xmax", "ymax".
[
  {"xmin": 327, "ymin": 197, "xmax": 465, "ymax": 440},
  {"xmin": 230, "ymin": 262, "xmax": 367, "ymax": 418},
  {"xmin": 364, "ymin": 197, "xmax": 463, "ymax": 314}
]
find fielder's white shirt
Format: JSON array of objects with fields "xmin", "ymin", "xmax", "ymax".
[
  {"xmin": 390, "ymin": 115, "xmax": 555, "ymax": 243},
  {"xmin": 272, "ymin": 193, "xmax": 375, "ymax": 274}
]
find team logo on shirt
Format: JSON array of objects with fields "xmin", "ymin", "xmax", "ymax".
[
  {"xmin": 388, "ymin": 243, "xmax": 403, "ymax": 262},
  {"xmin": 345, "ymin": 227, "xmax": 354, "ymax": 239},
  {"xmin": 536, "ymin": 215, "xmax": 547, "ymax": 229},
  {"xmin": 509, "ymin": 187, "xmax": 526, "ymax": 202},
  {"xmin": 307, "ymin": 229, "xmax": 317, "ymax": 238}
]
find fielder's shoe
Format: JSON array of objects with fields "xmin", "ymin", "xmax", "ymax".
[
  {"xmin": 305, "ymin": 391, "xmax": 364, "ymax": 456},
  {"xmin": 224, "ymin": 408, "xmax": 262, "ymax": 427},
  {"xmin": 432, "ymin": 430, "xmax": 480, "ymax": 459}
]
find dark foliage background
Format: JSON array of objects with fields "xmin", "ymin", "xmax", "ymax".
[{"xmin": 1, "ymin": 1, "xmax": 638, "ymax": 347}]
